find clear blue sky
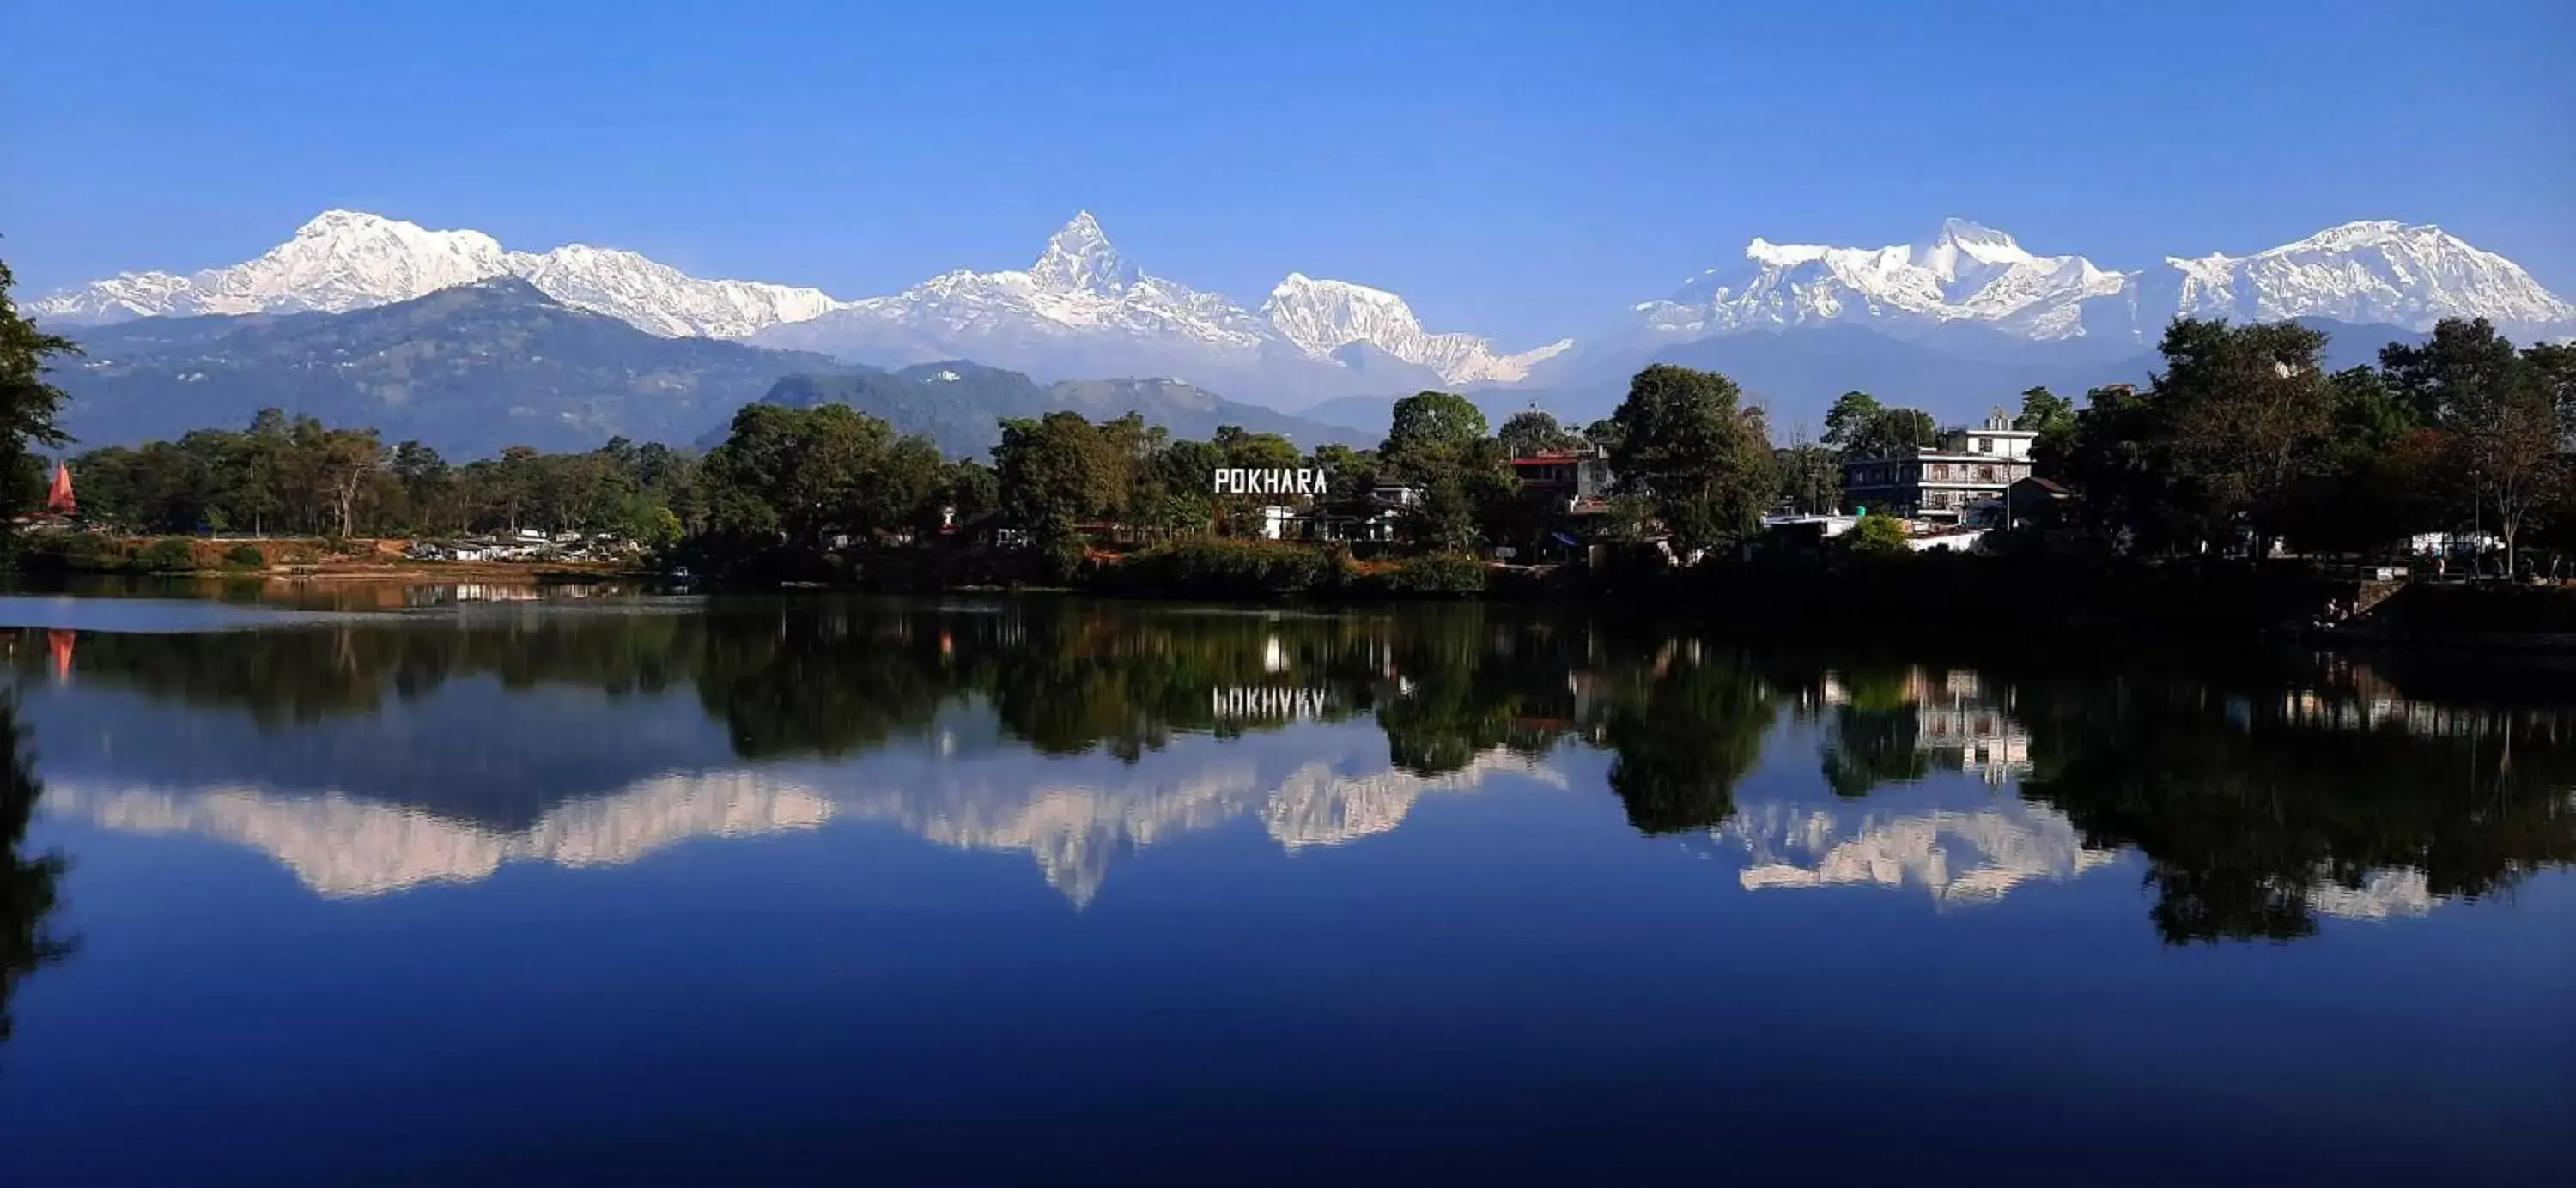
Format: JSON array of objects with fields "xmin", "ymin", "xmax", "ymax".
[{"xmin": 4, "ymin": 0, "xmax": 2569, "ymax": 347}]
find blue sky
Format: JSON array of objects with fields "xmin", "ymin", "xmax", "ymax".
[{"xmin": 4, "ymin": 0, "xmax": 2569, "ymax": 347}]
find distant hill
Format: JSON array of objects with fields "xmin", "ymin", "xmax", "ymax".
[
  {"xmin": 725, "ymin": 362, "xmax": 1370, "ymax": 458},
  {"xmin": 52, "ymin": 278, "xmax": 855, "ymax": 457},
  {"xmin": 46, "ymin": 278, "xmax": 1363, "ymax": 461}
]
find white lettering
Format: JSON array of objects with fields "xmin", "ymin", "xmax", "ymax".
[
  {"xmin": 1209, "ymin": 468, "xmax": 1331, "ymax": 497},
  {"xmin": 1211, "ymin": 687, "xmax": 1332, "ymax": 720}
]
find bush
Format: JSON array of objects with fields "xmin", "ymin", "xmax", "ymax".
[
  {"xmin": 225, "ymin": 543, "xmax": 268, "ymax": 568},
  {"xmin": 1379, "ymin": 552, "xmax": 1488, "ymax": 596},
  {"xmin": 1838, "ymin": 511, "xmax": 1913, "ymax": 558},
  {"xmin": 138, "ymin": 537, "xmax": 200, "ymax": 572},
  {"xmin": 15, "ymin": 531, "xmax": 112, "ymax": 573},
  {"xmin": 1098, "ymin": 537, "xmax": 1350, "ymax": 598}
]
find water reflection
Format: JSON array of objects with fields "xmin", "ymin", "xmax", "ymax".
[
  {"xmin": 11, "ymin": 603, "xmax": 2575, "ymax": 943},
  {"xmin": 0, "ymin": 690, "xmax": 72, "ymax": 1053}
]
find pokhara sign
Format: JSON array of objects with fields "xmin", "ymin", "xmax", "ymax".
[{"xmin": 1212, "ymin": 468, "xmax": 1330, "ymax": 496}]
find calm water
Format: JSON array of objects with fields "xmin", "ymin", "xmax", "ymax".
[{"xmin": 1, "ymin": 591, "xmax": 2570, "ymax": 1185}]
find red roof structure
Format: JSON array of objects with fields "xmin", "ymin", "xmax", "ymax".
[{"xmin": 44, "ymin": 463, "xmax": 75, "ymax": 516}]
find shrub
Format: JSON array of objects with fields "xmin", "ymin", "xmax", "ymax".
[
  {"xmin": 1101, "ymin": 537, "xmax": 1349, "ymax": 598},
  {"xmin": 225, "ymin": 543, "xmax": 269, "ymax": 568},
  {"xmin": 138, "ymin": 537, "xmax": 200, "ymax": 572},
  {"xmin": 1838, "ymin": 511, "xmax": 1913, "ymax": 558},
  {"xmin": 16, "ymin": 531, "xmax": 118, "ymax": 573},
  {"xmin": 1380, "ymin": 552, "xmax": 1488, "ymax": 596}
]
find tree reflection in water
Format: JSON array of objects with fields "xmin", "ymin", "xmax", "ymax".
[
  {"xmin": 21, "ymin": 603, "xmax": 2576, "ymax": 945},
  {"xmin": 0, "ymin": 685, "xmax": 72, "ymax": 1053}
]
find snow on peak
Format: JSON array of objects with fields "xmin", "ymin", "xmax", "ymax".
[
  {"xmin": 1929, "ymin": 217, "xmax": 2033, "ymax": 266},
  {"xmin": 503, "ymin": 243, "xmax": 841, "ymax": 338},
  {"xmin": 2165, "ymin": 220, "xmax": 2574, "ymax": 331},
  {"xmin": 1646, "ymin": 217, "xmax": 2574, "ymax": 346},
  {"xmin": 1649, "ymin": 222, "xmax": 2123, "ymax": 341},
  {"xmin": 1260, "ymin": 271, "xmax": 1571, "ymax": 385},
  {"xmin": 776, "ymin": 214, "xmax": 1559, "ymax": 387},
  {"xmin": 1028, "ymin": 210, "xmax": 1139, "ymax": 294},
  {"xmin": 30, "ymin": 210, "xmax": 841, "ymax": 337}
]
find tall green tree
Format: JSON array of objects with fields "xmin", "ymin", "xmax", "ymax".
[
  {"xmin": 1821, "ymin": 389, "xmax": 1937, "ymax": 460},
  {"xmin": 0, "ymin": 258, "xmax": 73, "ymax": 555},
  {"xmin": 994, "ymin": 411, "xmax": 1130, "ymax": 551},
  {"xmin": 1381, "ymin": 391, "xmax": 1489, "ymax": 477},
  {"xmin": 2154, "ymin": 318, "xmax": 2336, "ymax": 555},
  {"xmin": 2014, "ymin": 385, "xmax": 2077, "ymax": 478},
  {"xmin": 2384, "ymin": 319, "xmax": 2566, "ymax": 575},
  {"xmin": 1496, "ymin": 409, "xmax": 1584, "ymax": 458},
  {"xmin": 1605, "ymin": 365, "xmax": 1775, "ymax": 561}
]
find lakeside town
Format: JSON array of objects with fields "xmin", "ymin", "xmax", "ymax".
[{"xmin": 10, "ymin": 310, "xmax": 2576, "ymax": 643}]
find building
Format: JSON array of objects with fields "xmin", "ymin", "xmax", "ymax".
[
  {"xmin": 2003, "ymin": 476, "xmax": 2075, "ymax": 529},
  {"xmin": 1841, "ymin": 414, "xmax": 2035, "ymax": 524},
  {"xmin": 1508, "ymin": 449, "xmax": 1614, "ymax": 504}
]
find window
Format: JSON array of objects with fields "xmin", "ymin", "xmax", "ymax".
[{"xmin": 1972, "ymin": 437, "xmax": 1990, "ymax": 453}]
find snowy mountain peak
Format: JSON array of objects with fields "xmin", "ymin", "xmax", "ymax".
[
  {"xmin": 31, "ymin": 209, "xmax": 841, "ymax": 338},
  {"xmin": 1029, "ymin": 210, "xmax": 1139, "ymax": 294},
  {"xmin": 1260, "ymin": 270, "xmax": 1571, "ymax": 385},
  {"xmin": 1649, "ymin": 222, "xmax": 2126, "ymax": 342},
  {"xmin": 2162, "ymin": 220, "xmax": 2574, "ymax": 333},
  {"xmin": 1928, "ymin": 218, "xmax": 2032, "ymax": 265}
]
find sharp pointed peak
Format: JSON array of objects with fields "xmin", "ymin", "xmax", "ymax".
[
  {"xmin": 1030, "ymin": 209, "xmax": 1137, "ymax": 292},
  {"xmin": 1049, "ymin": 209, "xmax": 1110, "ymax": 243},
  {"xmin": 1934, "ymin": 217, "xmax": 2015, "ymax": 246}
]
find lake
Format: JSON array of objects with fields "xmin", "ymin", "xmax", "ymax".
[{"xmin": 1, "ymin": 590, "xmax": 2570, "ymax": 1185}]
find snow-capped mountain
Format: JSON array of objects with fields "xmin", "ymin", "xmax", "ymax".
[
  {"xmin": 36, "ymin": 209, "xmax": 1559, "ymax": 402},
  {"xmin": 779, "ymin": 212, "xmax": 1273, "ymax": 357},
  {"xmin": 1262, "ymin": 273, "xmax": 1571, "ymax": 384},
  {"xmin": 37, "ymin": 209, "xmax": 2572, "ymax": 421},
  {"xmin": 501, "ymin": 243, "xmax": 841, "ymax": 338},
  {"xmin": 1634, "ymin": 218, "xmax": 2139, "ymax": 344},
  {"xmin": 33, "ymin": 210, "xmax": 513, "ymax": 323},
  {"xmin": 2160, "ymin": 220, "xmax": 2576, "ymax": 336},
  {"xmin": 31, "ymin": 209, "xmax": 844, "ymax": 339},
  {"xmin": 1631, "ymin": 217, "xmax": 2574, "ymax": 350},
  {"xmin": 758, "ymin": 211, "xmax": 1568, "ymax": 397}
]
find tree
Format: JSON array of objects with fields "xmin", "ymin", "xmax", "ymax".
[
  {"xmin": 2280, "ymin": 369, "xmax": 2439, "ymax": 557},
  {"xmin": 1838, "ymin": 509, "xmax": 1911, "ymax": 556},
  {"xmin": 1309, "ymin": 443, "xmax": 1377, "ymax": 502},
  {"xmin": 2153, "ymin": 318, "xmax": 2336, "ymax": 555},
  {"xmin": 1605, "ymin": 365, "xmax": 1775, "ymax": 561},
  {"xmin": 1821, "ymin": 390, "xmax": 1937, "ymax": 460},
  {"xmin": 1497, "ymin": 409, "xmax": 1584, "ymax": 458},
  {"xmin": 1772, "ymin": 418, "xmax": 1842, "ymax": 516},
  {"xmin": 1821, "ymin": 391, "xmax": 1882, "ymax": 452},
  {"xmin": 2015, "ymin": 386, "xmax": 2077, "ymax": 478},
  {"xmin": 2385, "ymin": 319, "xmax": 2566, "ymax": 576},
  {"xmin": 1381, "ymin": 391, "xmax": 1489, "ymax": 477},
  {"xmin": 0, "ymin": 256, "xmax": 73, "ymax": 555},
  {"xmin": 994, "ymin": 411, "xmax": 1128, "ymax": 551},
  {"xmin": 314, "ymin": 428, "xmax": 384, "ymax": 539}
]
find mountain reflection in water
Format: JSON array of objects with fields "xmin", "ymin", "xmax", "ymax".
[{"xmin": 10, "ymin": 599, "xmax": 2576, "ymax": 945}]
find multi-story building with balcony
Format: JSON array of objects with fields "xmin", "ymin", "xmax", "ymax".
[{"xmin": 1840, "ymin": 415, "xmax": 2036, "ymax": 524}]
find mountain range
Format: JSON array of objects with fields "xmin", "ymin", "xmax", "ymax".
[
  {"xmin": 33, "ymin": 209, "xmax": 2575, "ymax": 444},
  {"xmin": 49, "ymin": 278, "xmax": 1359, "ymax": 458}
]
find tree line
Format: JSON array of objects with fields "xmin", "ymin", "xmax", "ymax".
[
  {"xmin": 9, "ymin": 237, "xmax": 2575, "ymax": 579},
  {"xmin": 66, "ymin": 415, "xmax": 702, "ymax": 546}
]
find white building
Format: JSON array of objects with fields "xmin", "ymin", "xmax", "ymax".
[{"xmin": 1841, "ymin": 414, "xmax": 2038, "ymax": 524}]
